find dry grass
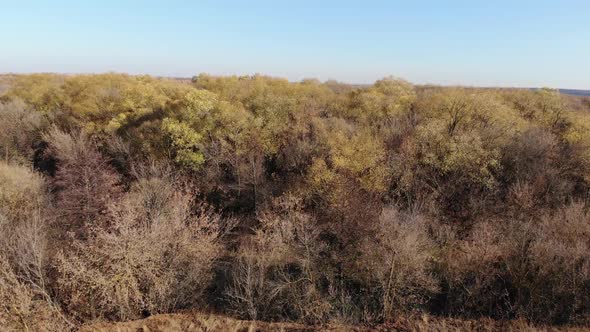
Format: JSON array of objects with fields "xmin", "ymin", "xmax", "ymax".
[
  {"xmin": 79, "ymin": 312, "xmax": 369, "ymax": 332},
  {"xmin": 79, "ymin": 312, "xmax": 590, "ymax": 332}
]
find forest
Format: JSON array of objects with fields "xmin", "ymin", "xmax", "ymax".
[{"xmin": 1, "ymin": 73, "xmax": 590, "ymax": 330}]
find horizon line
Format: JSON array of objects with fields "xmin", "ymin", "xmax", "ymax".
[{"xmin": 1, "ymin": 71, "xmax": 588, "ymax": 92}]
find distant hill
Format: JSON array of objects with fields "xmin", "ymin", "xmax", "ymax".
[{"xmin": 559, "ymin": 89, "xmax": 590, "ymax": 97}]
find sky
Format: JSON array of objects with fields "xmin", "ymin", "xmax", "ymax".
[{"xmin": 1, "ymin": 0, "xmax": 589, "ymax": 89}]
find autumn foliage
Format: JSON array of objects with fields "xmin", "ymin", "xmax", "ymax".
[{"xmin": 0, "ymin": 73, "xmax": 589, "ymax": 329}]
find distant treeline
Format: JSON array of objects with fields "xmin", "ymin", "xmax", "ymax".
[{"xmin": 558, "ymin": 89, "xmax": 590, "ymax": 97}]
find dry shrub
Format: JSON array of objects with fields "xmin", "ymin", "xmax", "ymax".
[
  {"xmin": 440, "ymin": 218, "xmax": 554, "ymax": 321},
  {"xmin": 226, "ymin": 250, "xmax": 269, "ymax": 320},
  {"xmin": 0, "ymin": 99, "xmax": 44, "ymax": 164},
  {"xmin": 441, "ymin": 202, "xmax": 590, "ymax": 325},
  {"xmin": 506, "ymin": 181, "xmax": 537, "ymax": 217},
  {"xmin": 0, "ymin": 255, "xmax": 70, "ymax": 331},
  {"xmin": 228, "ymin": 201, "xmax": 440, "ymax": 325},
  {"xmin": 0, "ymin": 162, "xmax": 70, "ymax": 330},
  {"xmin": 503, "ymin": 127, "xmax": 590, "ymax": 213},
  {"xmin": 0, "ymin": 254, "xmax": 35, "ymax": 330},
  {"xmin": 0, "ymin": 161, "xmax": 47, "ymax": 220},
  {"xmin": 226, "ymin": 195, "xmax": 332, "ymax": 323},
  {"xmin": 503, "ymin": 128, "xmax": 558, "ymax": 183},
  {"xmin": 525, "ymin": 202, "xmax": 590, "ymax": 324},
  {"xmin": 44, "ymin": 127, "xmax": 122, "ymax": 239},
  {"xmin": 128, "ymin": 161, "xmax": 178, "ymax": 222},
  {"xmin": 441, "ymin": 220, "xmax": 516, "ymax": 319},
  {"xmin": 502, "ymin": 128, "xmax": 570, "ymax": 209},
  {"xmin": 0, "ymin": 161, "xmax": 51, "ymax": 296},
  {"xmin": 362, "ymin": 207, "xmax": 439, "ymax": 321},
  {"xmin": 54, "ymin": 173, "xmax": 225, "ymax": 322}
]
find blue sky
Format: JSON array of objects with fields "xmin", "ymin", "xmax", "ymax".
[{"xmin": 1, "ymin": 1, "xmax": 589, "ymax": 89}]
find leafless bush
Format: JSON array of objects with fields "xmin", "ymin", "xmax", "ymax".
[
  {"xmin": 503, "ymin": 128, "xmax": 581, "ymax": 210},
  {"xmin": 0, "ymin": 162, "xmax": 50, "ymax": 294},
  {"xmin": 441, "ymin": 220, "xmax": 517, "ymax": 319},
  {"xmin": 127, "ymin": 160, "xmax": 178, "ymax": 224},
  {"xmin": 0, "ymin": 100, "xmax": 44, "ymax": 164},
  {"xmin": 226, "ymin": 195, "xmax": 332, "ymax": 323},
  {"xmin": 0, "ymin": 255, "xmax": 70, "ymax": 331},
  {"xmin": 228, "ymin": 201, "xmax": 441, "ymax": 325},
  {"xmin": 54, "ymin": 173, "xmax": 224, "ymax": 322},
  {"xmin": 0, "ymin": 162, "xmax": 70, "ymax": 330},
  {"xmin": 0, "ymin": 161, "xmax": 46, "ymax": 220},
  {"xmin": 0, "ymin": 254, "xmax": 35, "ymax": 330},
  {"xmin": 44, "ymin": 127, "xmax": 122, "ymax": 239},
  {"xmin": 362, "ymin": 207, "xmax": 439, "ymax": 321},
  {"xmin": 525, "ymin": 202, "xmax": 590, "ymax": 324},
  {"xmin": 226, "ymin": 247, "xmax": 292, "ymax": 321},
  {"xmin": 440, "ymin": 202, "xmax": 590, "ymax": 324}
]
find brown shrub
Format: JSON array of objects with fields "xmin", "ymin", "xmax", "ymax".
[
  {"xmin": 44, "ymin": 127, "xmax": 122, "ymax": 239},
  {"xmin": 227, "ymin": 201, "xmax": 440, "ymax": 325},
  {"xmin": 0, "ymin": 162, "xmax": 71, "ymax": 330},
  {"xmin": 441, "ymin": 220, "xmax": 517, "ymax": 319},
  {"xmin": 361, "ymin": 207, "xmax": 439, "ymax": 321},
  {"xmin": 0, "ymin": 99, "xmax": 44, "ymax": 164},
  {"xmin": 54, "ymin": 174, "xmax": 225, "ymax": 322},
  {"xmin": 0, "ymin": 255, "xmax": 70, "ymax": 331},
  {"xmin": 0, "ymin": 162, "xmax": 51, "ymax": 297},
  {"xmin": 524, "ymin": 202, "xmax": 590, "ymax": 324},
  {"xmin": 0, "ymin": 254, "xmax": 35, "ymax": 329},
  {"xmin": 501, "ymin": 128, "xmax": 575, "ymax": 212},
  {"xmin": 0, "ymin": 161, "xmax": 47, "ymax": 220},
  {"xmin": 226, "ymin": 195, "xmax": 332, "ymax": 323},
  {"xmin": 440, "ymin": 202, "xmax": 590, "ymax": 325}
]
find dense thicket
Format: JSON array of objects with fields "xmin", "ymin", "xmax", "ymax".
[{"xmin": 0, "ymin": 73, "xmax": 589, "ymax": 329}]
